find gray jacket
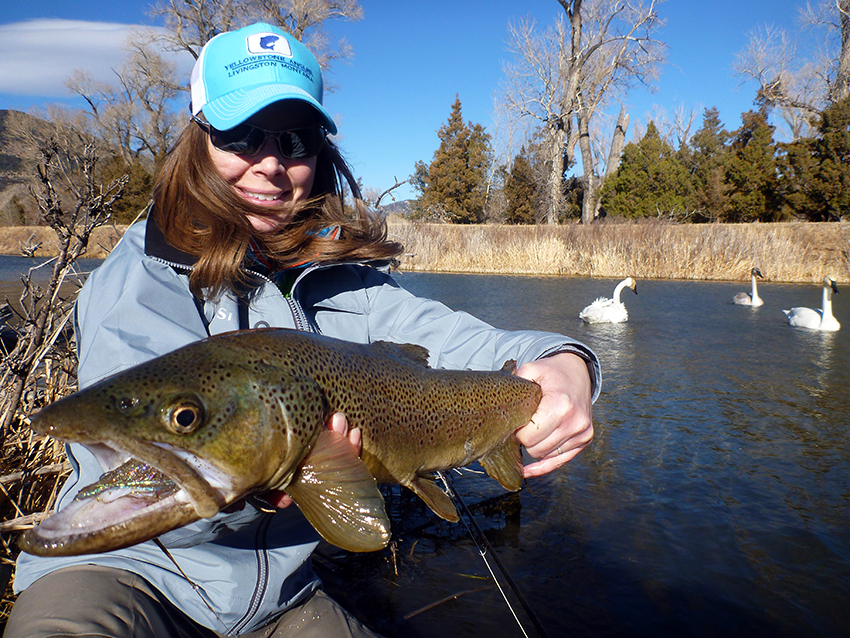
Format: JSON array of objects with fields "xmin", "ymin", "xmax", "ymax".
[{"xmin": 15, "ymin": 218, "xmax": 600, "ymax": 634}]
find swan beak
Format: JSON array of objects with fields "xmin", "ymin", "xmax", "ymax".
[{"xmin": 831, "ymin": 281, "xmax": 840, "ymax": 294}]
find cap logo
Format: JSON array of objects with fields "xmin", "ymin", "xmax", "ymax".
[{"xmin": 246, "ymin": 32, "xmax": 292, "ymax": 56}]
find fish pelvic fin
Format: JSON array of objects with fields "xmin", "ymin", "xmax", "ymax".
[
  {"xmin": 408, "ymin": 474, "xmax": 459, "ymax": 522},
  {"xmin": 479, "ymin": 435, "xmax": 524, "ymax": 492},
  {"xmin": 286, "ymin": 429, "xmax": 390, "ymax": 552}
]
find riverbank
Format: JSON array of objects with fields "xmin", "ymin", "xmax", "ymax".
[{"xmin": 1, "ymin": 219, "xmax": 848, "ymax": 284}]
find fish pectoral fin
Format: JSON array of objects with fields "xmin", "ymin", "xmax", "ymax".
[
  {"xmin": 408, "ymin": 475, "xmax": 459, "ymax": 522},
  {"xmin": 479, "ymin": 436, "xmax": 523, "ymax": 492},
  {"xmin": 286, "ymin": 429, "xmax": 390, "ymax": 553},
  {"xmin": 500, "ymin": 359, "xmax": 518, "ymax": 375}
]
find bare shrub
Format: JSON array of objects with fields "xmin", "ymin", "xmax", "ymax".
[{"xmin": 0, "ymin": 130, "xmax": 126, "ymax": 625}]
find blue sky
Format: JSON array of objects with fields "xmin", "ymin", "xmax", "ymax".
[{"xmin": 0, "ymin": 0, "xmax": 818, "ymax": 201}]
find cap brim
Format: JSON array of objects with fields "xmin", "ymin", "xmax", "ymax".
[{"xmin": 202, "ymin": 84, "xmax": 337, "ymax": 135}]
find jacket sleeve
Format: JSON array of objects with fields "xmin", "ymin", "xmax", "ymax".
[{"xmin": 307, "ymin": 265, "xmax": 601, "ymax": 401}]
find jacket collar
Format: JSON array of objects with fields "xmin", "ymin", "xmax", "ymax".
[{"xmin": 144, "ymin": 212, "xmax": 198, "ymax": 269}]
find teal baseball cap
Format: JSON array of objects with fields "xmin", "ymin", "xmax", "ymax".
[{"xmin": 190, "ymin": 22, "xmax": 337, "ymax": 134}]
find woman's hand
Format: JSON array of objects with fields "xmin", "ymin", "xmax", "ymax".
[
  {"xmin": 514, "ymin": 352, "xmax": 594, "ymax": 478},
  {"xmin": 260, "ymin": 413, "xmax": 361, "ymax": 509}
]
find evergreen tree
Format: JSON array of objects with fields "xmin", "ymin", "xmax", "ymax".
[
  {"xmin": 99, "ymin": 155, "xmax": 154, "ymax": 224},
  {"xmin": 599, "ymin": 121, "xmax": 694, "ymax": 219},
  {"xmin": 685, "ymin": 107, "xmax": 731, "ymax": 222},
  {"xmin": 781, "ymin": 97, "xmax": 850, "ymax": 221},
  {"xmin": 410, "ymin": 96, "xmax": 492, "ymax": 224},
  {"xmin": 724, "ymin": 111, "xmax": 783, "ymax": 222},
  {"xmin": 503, "ymin": 148, "xmax": 538, "ymax": 224}
]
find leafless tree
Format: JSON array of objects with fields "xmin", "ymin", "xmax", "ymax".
[
  {"xmin": 147, "ymin": 0, "xmax": 362, "ymax": 66},
  {"xmin": 64, "ymin": 33, "xmax": 182, "ymax": 171},
  {"xmin": 801, "ymin": 0, "xmax": 850, "ymax": 102},
  {"xmin": 640, "ymin": 102, "xmax": 698, "ymax": 148},
  {"xmin": 0, "ymin": 124, "xmax": 126, "ymax": 434},
  {"xmin": 500, "ymin": 0, "xmax": 665, "ymax": 224},
  {"xmin": 735, "ymin": 1, "xmax": 850, "ymax": 138},
  {"xmin": 64, "ymin": 0, "xmax": 363, "ymax": 173}
]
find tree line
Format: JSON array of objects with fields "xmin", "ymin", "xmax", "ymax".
[
  {"xmin": 412, "ymin": 0, "xmax": 850, "ymax": 225},
  {"xmin": 413, "ymin": 95, "xmax": 850, "ymax": 225},
  {"xmin": 4, "ymin": 0, "xmax": 849, "ymax": 227}
]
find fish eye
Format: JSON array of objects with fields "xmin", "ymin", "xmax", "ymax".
[{"xmin": 163, "ymin": 398, "xmax": 205, "ymax": 434}]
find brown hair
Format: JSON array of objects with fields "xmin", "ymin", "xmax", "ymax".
[{"xmin": 152, "ymin": 120, "xmax": 403, "ymax": 298}]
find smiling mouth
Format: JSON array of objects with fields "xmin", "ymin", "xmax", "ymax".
[{"xmin": 241, "ymin": 190, "xmax": 283, "ymax": 203}]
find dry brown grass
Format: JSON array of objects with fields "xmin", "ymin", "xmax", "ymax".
[
  {"xmin": 3, "ymin": 220, "xmax": 848, "ymax": 283},
  {"xmin": 0, "ymin": 225, "xmax": 127, "ymax": 260},
  {"xmin": 386, "ymin": 219, "xmax": 850, "ymax": 284}
]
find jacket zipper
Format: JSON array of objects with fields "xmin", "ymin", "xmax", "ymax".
[{"xmin": 230, "ymin": 514, "xmax": 273, "ymax": 634}]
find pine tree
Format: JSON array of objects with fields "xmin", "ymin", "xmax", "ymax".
[
  {"xmin": 599, "ymin": 121, "xmax": 694, "ymax": 218},
  {"xmin": 685, "ymin": 107, "xmax": 731, "ymax": 222},
  {"xmin": 724, "ymin": 111, "xmax": 783, "ymax": 222},
  {"xmin": 503, "ymin": 149, "xmax": 538, "ymax": 224},
  {"xmin": 781, "ymin": 97, "xmax": 850, "ymax": 221},
  {"xmin": 410, "ymin": 96, "xmax": 492, "ymax": 224}
]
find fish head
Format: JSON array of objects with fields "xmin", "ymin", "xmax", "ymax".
[{"xmin": 30, "ymin": 337, "xmax": 330, "ymax": 519}]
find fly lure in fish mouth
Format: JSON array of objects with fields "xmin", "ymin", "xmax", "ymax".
[{"xmin": 75, "ymin": 459, "xmax": 178, "ymax": 502}]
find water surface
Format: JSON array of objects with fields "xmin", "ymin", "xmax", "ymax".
[
  {"xmin": 338, "ymin": 271, "xmax": 850, "ymax": 638},
  {"xmin": 2, "ymin": 258, "xmax": 849, "ymax": 637}
]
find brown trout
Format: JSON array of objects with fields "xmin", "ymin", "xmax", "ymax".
[{"xmin": 20, "ymin": 328, "xmax": 541, "ymax": 557}]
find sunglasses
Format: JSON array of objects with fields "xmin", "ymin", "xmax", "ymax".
[{"xmin": 191, "ymin": 115, "xmax": 326, "ymax": 159}]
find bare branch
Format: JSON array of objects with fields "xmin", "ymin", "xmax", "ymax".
[{"xmin": 498, "ymin": 0, "xmax": 665, "ymax": 224}]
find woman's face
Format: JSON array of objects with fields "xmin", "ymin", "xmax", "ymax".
[{"xmin": 208, "ymin": 101, "xmax": 320, "ymax": 233}]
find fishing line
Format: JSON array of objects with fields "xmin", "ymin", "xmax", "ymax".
[
  {"xmin": 437, "ymin": 471, "xmax": 549, "ymax": 638},
  {"xmin": 154, "ymin": 538, "xmax": 231, "ymax": 633}
]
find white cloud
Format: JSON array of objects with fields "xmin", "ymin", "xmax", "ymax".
[{"xmin": 0, "ymin": 19, "xmax": 191, "ymax": 99}]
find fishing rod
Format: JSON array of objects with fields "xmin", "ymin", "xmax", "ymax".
[{"xmin": 437, "ymin": 471, "xmax": 550, "ymax": 638}]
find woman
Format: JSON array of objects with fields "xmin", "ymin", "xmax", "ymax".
[{"xmin": 8, "ymin": 22, "xmax": 599, "ymax": 638}]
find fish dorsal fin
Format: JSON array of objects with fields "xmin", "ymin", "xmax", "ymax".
[
  {"xmin": 478, "ymin": 435, "xmax": 523, "ymax": 491},
  {"xmin": 372, "ymin": 341, "xmax": 431, "ymax": 367},
  {"xmin": 286, "ymin": 429, "xmax": 390, "ymax": 552},
  {"xmin": 408, "ymin": 474, "xmax": 459, "ymax": 522}
]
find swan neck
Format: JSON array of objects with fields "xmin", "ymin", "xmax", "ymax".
[
  {"xmin": 822, "ymin": 284, "xmax": 834, "ymax": 319},
  {"xmin": 613, "ymin": 280, "xmax": 627, "ymax": 303}
]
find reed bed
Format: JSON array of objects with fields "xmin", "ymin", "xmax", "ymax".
[
  {"xmin": 1, "ymin": 220, "xmax": 848, "ymax": 283},
  {"xmin": 387, "ymin": 219, "xmax": 850, "ymax": 284},
  {"xmin": 0, "ymin": 225, "xmax": 127, "ymax": 260}
]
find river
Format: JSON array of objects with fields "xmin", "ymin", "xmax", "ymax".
[{"xmin": 2, "ymin": 258, "xmax": 849, "ymax": 637}]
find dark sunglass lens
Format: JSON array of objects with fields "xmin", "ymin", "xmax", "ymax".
[
  {"xmin": 210, "ymin": 124, "xmax": 264, "ymax": 155},
  {"xmin": 278, "ymin": 129, "xmax": 325, "ymax": 159}
]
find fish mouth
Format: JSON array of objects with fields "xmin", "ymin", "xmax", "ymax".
[{"xmin": 19, "ymin": 440, "xmax": 237, "ymax": 557}]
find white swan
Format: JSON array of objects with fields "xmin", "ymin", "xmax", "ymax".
[
  {"xmin": 783, "ymin": 275, "xmax": 840, "ymax": 331},
  {"xmin": 579, "ymin": 277, "xmax": 637, "ymax": 324},
  {"xmin": 733, "ymin": 267, "xmax": 765, "ymax": 306}
]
